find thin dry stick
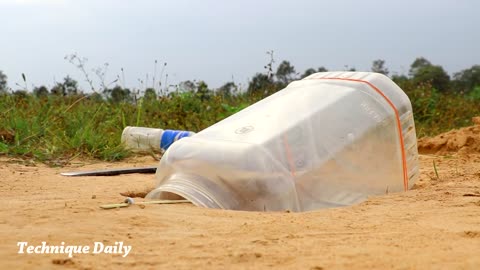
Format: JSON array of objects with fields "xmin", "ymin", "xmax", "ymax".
[
  {"xmin": 433, "ymin": 160, "xmax": 440, "ymax": 180},
  {"xmin": 100, "ymin": 199, "xmax": 190, "ymax": 210},
  {"xmin": 64, "ymin": 95, "xmax": 89, "ymax": 113},
  {"xmin": 152, "ymin": 60, "xmax": 158, "ymax": 90}
]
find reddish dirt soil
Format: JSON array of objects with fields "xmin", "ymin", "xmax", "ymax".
[
  {"xmin": 1, "ymin": 124, "xmax": 480, "ymax": 269},
  {"xmin": 418, "ymin": 116, "xmax": 480, "ymax": 155}
]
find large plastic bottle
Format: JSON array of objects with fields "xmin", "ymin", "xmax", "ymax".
[{"xmin": 146, "ymin": 72, "xmax": 419, "ymax": 212}]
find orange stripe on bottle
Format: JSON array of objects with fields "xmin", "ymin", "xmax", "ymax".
[
  {"xmin": 304, "ymin": 77, "xmax": 409, "ymax": 191},
  {"xmin": 282, "ymin": 134, "xmax": 296, "ymax": 177}
]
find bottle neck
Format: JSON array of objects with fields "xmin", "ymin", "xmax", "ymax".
[{"xmin": 147, "ymin": 173, "xmax": 224, "ymax": 209}]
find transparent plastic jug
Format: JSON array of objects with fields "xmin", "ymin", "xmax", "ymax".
[{"xmin": 146, "ymin": 72, "xmax": 419, "ymax": 212}]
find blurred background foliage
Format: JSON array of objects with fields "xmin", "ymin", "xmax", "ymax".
[{"xmin": 1, "ymin": 55, "xmax": 479, "ymax": 164}]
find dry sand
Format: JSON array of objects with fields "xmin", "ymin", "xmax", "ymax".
[{"xmin": 1, "ymin": 123, "xmax": 480, "ymax": 269}]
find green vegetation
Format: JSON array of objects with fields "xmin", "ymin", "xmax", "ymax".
[{"xmin": 0, "ymin": 55, "xmax": 479, "ymax": 165}]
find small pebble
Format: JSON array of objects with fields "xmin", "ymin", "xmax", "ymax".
[{"xmin": 125, "ymin": 197, "xmax": 135, "ymax": 204}]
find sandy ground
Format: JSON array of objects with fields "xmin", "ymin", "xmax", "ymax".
[{"xmin": 1, "ymin": 129, "xmax": 480, "ymax": 269}]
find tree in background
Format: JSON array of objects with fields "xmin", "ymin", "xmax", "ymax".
[
  {"xmin": 344, "ymin": 65, "xmax": 356, "ymax": 71},
  {"xmin": 217, "ymin": 81, "xmax": 238, "ymax": 98},
  {"xmin": 88, "ymin": 92, "xmax": 104, "ymax": 102},
  {"xmin": 300, "ymin": 67, "xmax": 328, "ymax": 79},
  {"xmin": 144, "ymin": 88, "xmax": 157, "ymax": 100},
  {"xmin": 371, "ymin": 59, "xmax": 389, "ymax": 76},
  {"xmin": 50, "ymin": 83, "xmax": 66, "ymax": 96},
  {"xmin": 453, "ymin": 65, "xmax": 480, "ymax": 93},
  {"xmin": 13, "ymin": 90, "xmax": 28, "ymax": 98},
  {"xmin": 275, "ymin": 60, "xmax": 296, "ymax": 85},
  {"xmin": 318, "ymin": 67, "xmax": 328, "ymax": 72},
  {"xmin": 0, "ymin": 70, "xmax": 8, "ymax": 93},
  {"xmin": 177, "ymin": 80, "xmax": 196, "ymax": 92},
  {"xmin": 247, "ymin": 73, "xmax": 274, "ymax": 95},
  {"xmin": 50, "ymin": 76, "xmax": 80, "ymax": 96},
  {"xmin": 33, "ymin": 86, "xmax": 49, "ymax": 98},
  {"xmin": 108, "ymin": 86, "xmax": 132, "ymax": 103},
  {"xmin": 301, "ymin": 68, "xmax": 316, "ymax": 79},
  {"xmin": 249, "ymin": 60, "xmax": 330, "ymax": 94},
  {"xmin": 409, "ymin": 57, "xmax": 432, "ymax": 77},
  {"xmin": 196, "ymin": 81, "xmax": 211, "ymax": 101},
  {"xmin": 413, "ymin": 66, "xmax": 450, "ymax": 92},
  {"xmin": 391, "ymin": 74, "xmax": 409, "ymax": 86},
  {"xmin": 63, "ymin": 76, "xmax": 79, "ymax": 95},
  {"xmin": 409, "ymin": 57, "xmax": 450, "ymax": 92},
  {"xmin": 5, "ymin": 55, "xmax": 478, "ymax": 100}
]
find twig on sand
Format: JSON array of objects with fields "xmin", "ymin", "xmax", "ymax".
[
  {"xmin": 100, "ymin": 198, "xmax": 190, "ymax": 209},
  {"xmin": 433, "ymin": 160, "xmax": 440, "ymax": 180}
]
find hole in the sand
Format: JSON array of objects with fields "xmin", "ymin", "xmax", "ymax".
[
  {"xmin": 120, "ymin": 190, "xmax": 149, "ymax": 198},
  {"xmin": 120, "ymin": 190, "xmax": 186, "ymax": 200},
  {"xmin": 156, "ymin": 191, "xmax": 186, "ymax": 200}
]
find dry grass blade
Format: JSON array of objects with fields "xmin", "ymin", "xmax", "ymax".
[{"xmin": 433, "ymin": 160, "xmax": 440, "ymax": 180}]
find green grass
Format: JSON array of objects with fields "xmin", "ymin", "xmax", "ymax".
[
  {"xmin": 0, "ymin": 91, "xmax": 259, "ymax": 165},
  {"xmin": 0, "ymin": 83, "xmax": 479, "ymax": 166},
  {"xmin": 400, "ymin": 82, "xmax": 480, "ymax": 136}
]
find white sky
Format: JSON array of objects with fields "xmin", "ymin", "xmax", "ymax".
[{"xmin": 0, "ymin": 0, "xmax": 479, "ymax": 91}]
